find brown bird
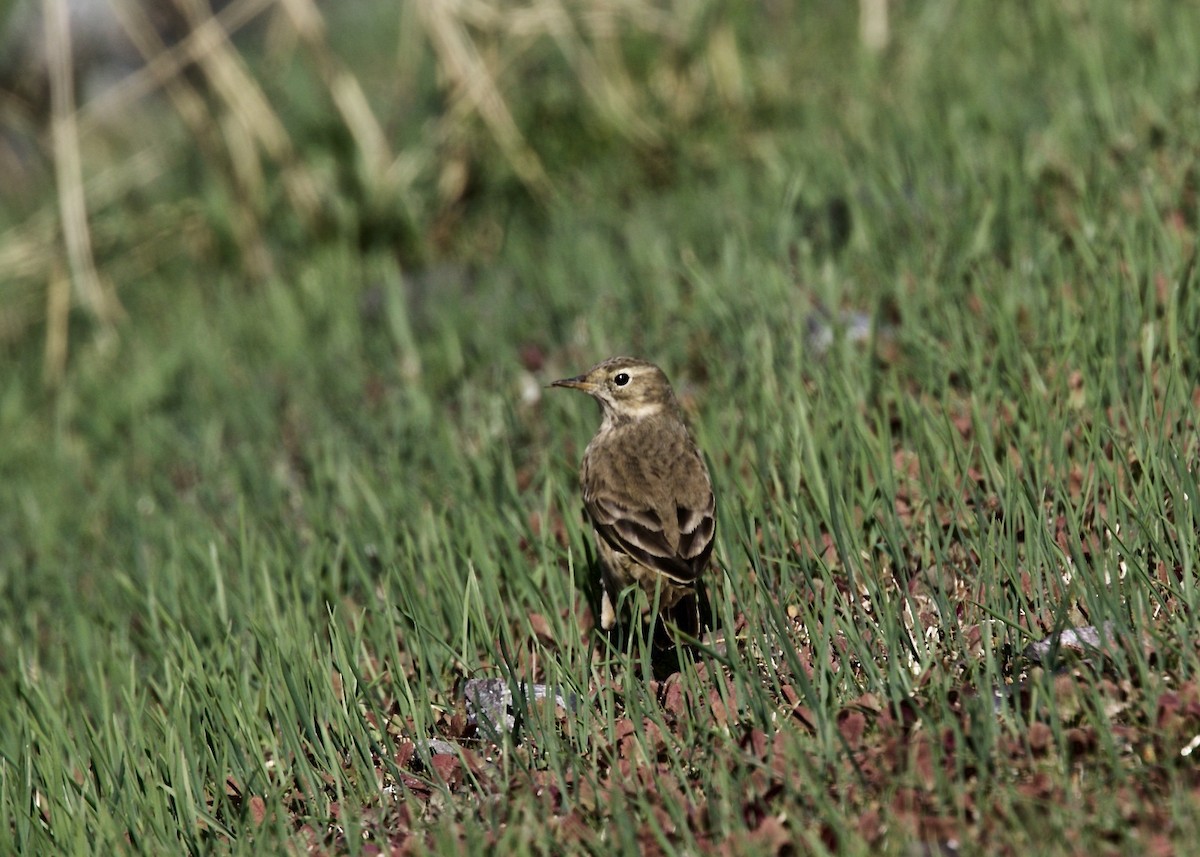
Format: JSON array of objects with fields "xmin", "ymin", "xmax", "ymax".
[{"xmin": 552, "ymin": 357, "xmax": 715, "ymax": 640}]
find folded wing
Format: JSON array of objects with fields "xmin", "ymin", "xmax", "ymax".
[{"xmin": 584, "ymin": 467, "xmax": 714, "ymax": 585}]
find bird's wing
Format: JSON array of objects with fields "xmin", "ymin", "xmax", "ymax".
[
  {"xmin": 584, "ymin": 478, "xmax": 714, "ymax": 585},
  {"xmin": 674, "ymin": 489, "xmax": 716, "ymax": 571}
]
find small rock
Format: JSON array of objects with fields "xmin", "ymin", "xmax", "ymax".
[
  {"xmin": 804, "ymin": 307, "xmax": 880, "ymax": 357},
  {"xmin": 418, "ymin": 738, "xmax": 458, "ymax": 757},
  {"xmin": 462, "ymin": 678, "xmax": 575, "ymax": 735},
  {"xmin": 1022, "ymin": 622, "xmax": 1117, "ymax": 665}
]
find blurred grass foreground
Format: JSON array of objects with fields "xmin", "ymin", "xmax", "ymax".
[{"xmin": 3, "ymin": 0, "xmax": 1200, "ymax": 853}]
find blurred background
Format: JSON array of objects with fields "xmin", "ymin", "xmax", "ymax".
[
  {"xmin": 4, "ymin": 0, "xmax": 1193, "ymax": 380},
  {"xmin": 1, "ymin": 0, "xmax": 866, "ymax": 373}
]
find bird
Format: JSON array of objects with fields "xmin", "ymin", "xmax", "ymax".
[{"xmin": 551, "ymin": 357, "xmax": 715, "ymax": 641}]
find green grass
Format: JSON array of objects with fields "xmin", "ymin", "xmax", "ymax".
[{"xmin": 3, "ymin": 1, "xmax": 1200, "ymax": 853}]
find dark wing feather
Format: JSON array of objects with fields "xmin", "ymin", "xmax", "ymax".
[
  {"xmin": 586, "ymin": 492, "xmax": 696, "ymax": 582},
  {"xmin": 675, "ymin": 497, "xmax": 716, "ymax": 569},
  {"xmin": 582, "ymin": 430, "xmax": 715, "ymax": 585}
]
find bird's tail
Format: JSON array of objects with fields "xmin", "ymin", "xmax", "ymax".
[{"xmin": 655, "ymin": 582, "xmax": 712, "ymax": 649}]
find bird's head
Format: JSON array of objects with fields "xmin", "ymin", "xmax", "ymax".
[{"xmin": 551, "ymin": 356, "xmax": 676, "ymax": 423}]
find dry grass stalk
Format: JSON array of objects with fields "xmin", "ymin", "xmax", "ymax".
[
  {"xmin": 539, "ymin": 0, "xmax": 660, "ymax": 144},
  {"xmin": 454, "ymin": 0, "xmax": 678, "ymax": 39},
  {"xmin": 169, "ymin": 0, "xmax": 324, "ymax": 231},
  {"xmin": 277, "ymin": 0, "xmax": 392, "ymax": 185},
  {"xmin": 860, "ymin": 0, "xmax": 889, "ymax": 51},
  {"xmin": 1, "ymin": 146, "xmax": 171, "ymax": 274},
  {"xmin": 79, "ymin": 0, "xmax": 278, "ymax": 141},
  {"xmin": 427, "ymin": 0, "xmax": 725, "ymax": 153},
  {"xmin": 109, "ymin": 0, "xmax": 283, "ymax": 276},
  {"xmin": 0, "ymin": 144, "xmax": 175, "ymax": 347},
  {"xmin": 43, "ymin": 259, "xmax": 70, "ymax": 386},
  {"xmin": 109, "ymin": 0, "xmax": 226, "ymax": 164},
  {"xmin": 43, "ymin": 0, "xmax": 122, "ymax": 381},
  {"xmin": 4, "ymin": 0, "xmax": 725, "ymax": 353},
  {"xmin": 0, "ymin": 210, "xmax": 56, "ymax": 342},
  {"xmin": 415, "ymin": 0, "xmax": 552, "ymax": 201}
]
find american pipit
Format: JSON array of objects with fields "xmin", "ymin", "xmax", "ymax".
[{"xmin": 552, "ymin": 357, "xmax": 715, "ymax": 638}]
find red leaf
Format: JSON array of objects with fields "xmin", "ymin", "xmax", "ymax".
[
  {"xmin": 1157, "ymin": 692, "xmax": 1182, "ymax": 729},
  {"xmin": 661, "ymin": 676, "xmax": 686, "ymax": 717},
  {"xmin": 740, "ymin": 728, "xmax": 769, "ymax": 759},
  {"xmin": 528, "ymin": 612, "xmax": 555, "ymax": 645},
  {"xmin": 1066, "ymin": 727, "xmax": 1096, "ymax": 755},
  {"xmin": 430, "ymin": 754, "xmax": 462, "ymax": 788},
  {"xmin": 837, "ymin": 710, "xmax": 867, "ymax": 748},
  {"xmin": 1027, "ymin": 722, "xmax": 1053, "ymax": 756},
  {"xmin": 519, "ymin": 344, "xmax": 545, "ymax": 371},
  {"xmin": 249, "ymin": 796, "xmax": 267, "ymax": 826},
  {"xmin": 857, "ymin": 808, "xmax": 883, "ymax": 843},
  {"xmin": 749, "ymin": 815, "xmax": 791, "ymax": 854}
]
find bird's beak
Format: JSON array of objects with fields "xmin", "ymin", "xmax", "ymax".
[{"xmin": 550, "ymin": 374, "xmax": 594, "ymax": 391}]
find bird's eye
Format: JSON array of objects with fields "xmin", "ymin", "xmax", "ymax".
[{"xmin": 613, "ymin": 372, "xmax": 630, "ymax": 387}]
